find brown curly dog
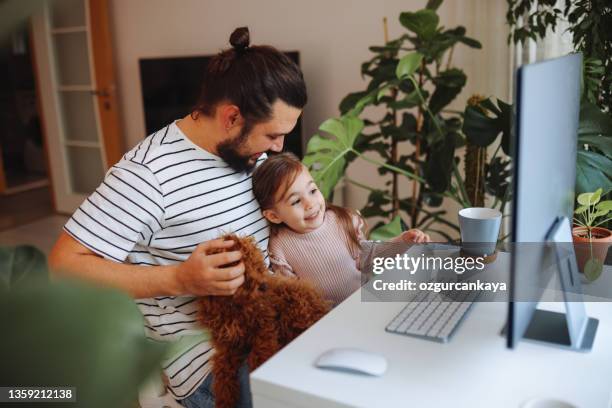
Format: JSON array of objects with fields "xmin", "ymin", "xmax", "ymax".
[{"xmin": 199, "ymin": 234, "xmax": 331, "ymax": 408}]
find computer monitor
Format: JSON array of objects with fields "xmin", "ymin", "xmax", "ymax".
[{"xmin": 507, "ymin": 53, "xmax": 599, "ymax": 351}]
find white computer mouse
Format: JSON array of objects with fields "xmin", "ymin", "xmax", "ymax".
[{"xmin": 315, "ymin": 347, "xmax": 387, "ymax": 376}]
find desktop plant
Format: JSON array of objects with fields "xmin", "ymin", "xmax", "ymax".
[
  {"xmin": 303, "ymin": 0, "xmax": 512, "ymax": 241},
  {"xmin": 572, "ymin": 188, "xmax": 612, "ymax": 281}
]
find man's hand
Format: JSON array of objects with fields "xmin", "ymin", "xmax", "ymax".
[{"xmin": 176, "ymin": 238, "xmax": 245, "ymax": 296}]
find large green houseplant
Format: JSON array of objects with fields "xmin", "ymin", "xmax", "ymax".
[
  {"xmin": 303, "ymin": 0, "xmax": 512, "ymax": 240},
  {"xmin": 506, "ymin": 0, "xmax": 612, "ymax": 198}
]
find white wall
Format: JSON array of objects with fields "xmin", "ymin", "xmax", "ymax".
[{"xmin": 109, "ymin": 0, "xmax": 511, "ymax": 236}]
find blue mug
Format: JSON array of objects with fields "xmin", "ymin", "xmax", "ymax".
[{"xmin": 458, "ymin": 207, "xmax": 502, "ymax": 256}]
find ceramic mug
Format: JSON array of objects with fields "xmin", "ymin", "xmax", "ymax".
[{"xmin": 458, "ymin": 207, "xmax": 502, "ymax": 256}]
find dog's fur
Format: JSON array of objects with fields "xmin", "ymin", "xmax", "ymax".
[{"xmin": 199, "ymin": 234, "xmax": 331, "ymax": 408}]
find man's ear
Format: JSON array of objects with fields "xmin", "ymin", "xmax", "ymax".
[
  {"xmin": 218, "ymin": 104, "xmax": 243, "ymax": 130},
  {"xmin": 263, "ymin": 209, "xmax": 283, "ymax": 225}
]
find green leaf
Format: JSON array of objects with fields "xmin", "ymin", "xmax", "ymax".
[
  {"xmin": 462, "ymin": 106, "xmax": 499, "ymax": 147},
  {"xmin": 388, "ymin": 89, "xmax": 426, "ymax": 110},
  {"xmin": 592, "ymin": 210, "xmax": 607, "ymax": 219},
  {"xmin": 369, "ymin": 215, "xmax": 403, "ymax": 241},
  {"xmin": 462, "ymin": 98, "xmax": 511, "ymax": 151},
  {"xmin": 376, "ymin": 84, "xmax": 392, "ymax": 102},
  {"xmin": 0, "ymin": 245, "xmax": 47, "ymax": 292},
  {"xmin": 577, "ymin": 192, "xmax": 594, "ymax": 206},
  {"xmin": 584, "ymin": 257, "xmax": 603, "ymax": 282},
  {"xmin": 399, "ymin": 10, "xmax": 440, "ymax": 40},
  {"xmin": 592, "ymin": 188, "xmax": 603, "ymax": 204},
  {"xmin": 579, "ymin": 101, "xmax": 612, "ymax": 136},
  {"xmin": 497, "ymin": 100, "xmax": 513, "ymax": 155},
  {"xmin": 339, "ymin": 91, "xmax": 369, "ymax": 115},
  {"xmin": 578, "ymin": 135, "xmax": 612, "ymax": 159},
  {"xmin": 485, "ymin": 157, "xmax": 512, "ymax": 200},
  {"xmin": 574, "ymin": 205, "xmax": 589, "ymax": 214},
  {"xmin": 395, "ymin": 52, "xmax": 424, "ymax": 79},
  {"xmin": 458, "ymin": 36, "xmax": 482, "ymax": 48},
  {"xmin": 576, "ymin": 151, "xmax": 612, "ymax": 196},
  {"xmin": 596, "ymin": 200, "xmax": 612, "ymax": 212},
  {"xmin": 0, "ymin": 280, "xmax": 167, "ymax": 408},
  {"xmin": 423, "ymin": 133, "xmax": 457, "ymax": 193},
  {"xmin": 429, "ymin": 68, "xmax": 467, "ymax": 114},
  {"xmin": 303, "ymin": 115, "xmax": 364, "ymax": 198},
  {"xmin": 369, "ymin": 45, "xmax": 400, "ymax": 54}
]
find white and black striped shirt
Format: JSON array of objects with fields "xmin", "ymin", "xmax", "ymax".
[{"xmin": 64, "ymin": 121, "xmax": 270, "ymax": 399}]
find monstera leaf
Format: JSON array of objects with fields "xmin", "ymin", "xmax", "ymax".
[
  {"xmin": 0, "ymin": 279, "xmax": 167, "ymax": 408},
  {"xmin": 576, "ymin": 101, "xmax": 612, "ymax": 194},
  {"xmin": 429, "ymin": 68, "xmax": 467, "ymax": 114},
  {"xmin": 303, "ymin": 115, "xmax": 364, "ymax": 198},
  {"xmin": 462, "ymin": 97, "xmax": 512, "ymax": 153}
]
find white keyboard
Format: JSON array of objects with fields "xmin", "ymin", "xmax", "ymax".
[{"xmin": 385, "ymin": 281, "xmax": 480, "ymax": 343}]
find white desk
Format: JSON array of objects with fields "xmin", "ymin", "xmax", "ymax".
[{"xmin": 251, "ymin": 254, "xmax": 612, "ymax": 408}]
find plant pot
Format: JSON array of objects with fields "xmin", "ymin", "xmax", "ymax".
[{"xmin": 572, "ymin": 226, "xmax": 612, "ymax": 280}]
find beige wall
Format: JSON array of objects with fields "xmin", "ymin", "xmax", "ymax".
[{"xmin": 109, "ymin": 0, "xmax": 511, "ymax": 235}]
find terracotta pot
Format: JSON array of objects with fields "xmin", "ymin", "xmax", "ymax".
[{"xmin": 572, "ymin": 226, "xmax": 612, "ymax": 273}]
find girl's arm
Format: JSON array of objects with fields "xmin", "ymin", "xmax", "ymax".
[{"xmin": 268, "ymin": 240, "xmax": 297, "ymax": 278}]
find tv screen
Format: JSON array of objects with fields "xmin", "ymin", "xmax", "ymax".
[{"xmin": 139, "ymin": 52, "xmax": 303, "ymax": 158}]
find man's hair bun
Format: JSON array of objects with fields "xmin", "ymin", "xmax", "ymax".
[{"xmin": 230, "ymin": 27, "xmax": 250, "ymax": 52}]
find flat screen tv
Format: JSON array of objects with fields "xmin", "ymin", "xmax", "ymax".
[{"xmin": 139, "ymin": 52, "xmax": 303, "ymax": 157}]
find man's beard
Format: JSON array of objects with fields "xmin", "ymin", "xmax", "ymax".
[{"xmin": 216, "ymin": 123, "xmax": 257, "ymax": 172}]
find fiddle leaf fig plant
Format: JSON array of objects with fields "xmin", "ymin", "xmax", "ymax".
[
  {"xmin": 304, "ymin": 0, "xmax": 516, "ymax": 241},
  {"xmin": 304, "ymin": 0, "xmax": 491, "ymax": 241}
]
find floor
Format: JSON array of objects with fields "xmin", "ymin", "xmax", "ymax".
[
  {"xmin": 0, "ymin": 215, "xmax": 68, "ymax": 254},
  {"xmin": 0, "ymin": 185, "xmax": 54, "ymax": 231}
]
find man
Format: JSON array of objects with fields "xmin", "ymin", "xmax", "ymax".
[{"xmin": 48, "ymin": 27, "xmax": 306, "ymax": 407}]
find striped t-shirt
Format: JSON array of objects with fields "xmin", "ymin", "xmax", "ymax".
[{"xmin": 63, "ymin": 121, "xmax": 270, "ymax": 399}]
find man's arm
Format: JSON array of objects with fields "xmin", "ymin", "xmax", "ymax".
[{"xmin": 49, "ymin": 231, "xmax": 246, "ymax": 299}]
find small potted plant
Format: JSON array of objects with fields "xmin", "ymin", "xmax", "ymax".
[{"xmin": 572, "ymin": 188, "xmax": 612, "ymax": 281}]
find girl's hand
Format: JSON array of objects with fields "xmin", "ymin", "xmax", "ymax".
[{"xmin": 397, "ymin": 229, "xmax": 431, "ymax": 243}]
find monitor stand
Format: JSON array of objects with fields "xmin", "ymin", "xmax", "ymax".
[{"xmin": 518, "ymin": 216, "xmax": 599, "ymax": 352}]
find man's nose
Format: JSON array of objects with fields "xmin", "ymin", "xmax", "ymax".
[{"xmin": 270, "ymin": 136, "xmax": 284, "ymax": 152}]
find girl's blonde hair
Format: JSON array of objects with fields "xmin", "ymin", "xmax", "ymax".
[{"xmin": 252, "ymin": 153, "xmax": 364, "ymax": 250}]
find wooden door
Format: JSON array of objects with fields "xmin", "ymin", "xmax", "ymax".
[{"xmin": 30, "ymin": 0, "xmax": 122, "ymax": 214}]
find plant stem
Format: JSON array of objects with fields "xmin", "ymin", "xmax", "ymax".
[
  {"xmin": 407, "ymin": 76, "xmax": 445, "ymax": 138},
  {"xmin": 383, "ymin": 16, "xmax": 400, "ymax": 220},
  {"xmin": 490, "ymin": 142, "xmax": 502, "ymax": 163},
  {"xmin": 411, "ymin": 61, "xmax": 427, "ymax": 227},
  {"xmin": 345, "ymin": 177, "xmax": 379, "ymax": 192},
  {"xmin": 446, "ymin": 44, "xmax": 455, "ymax": 70},
  {"xmin": 452, "ymin": 161, "xmax": 471, "ymax": 207},
  {"xmin": 354, "ymin": 149, "xmax": 425, "ymax": 183},
  {"xmin": 443, "ymin": 190, "xmax": 469, "ymax": 207},
  {"xmin": 593, "ymin": 217, "xmax": 612, "ymax": 227}
]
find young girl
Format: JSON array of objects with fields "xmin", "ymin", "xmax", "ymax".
[{"xmin": 252, "ymin": 152, "xmax": 430, "ymax": 305}]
